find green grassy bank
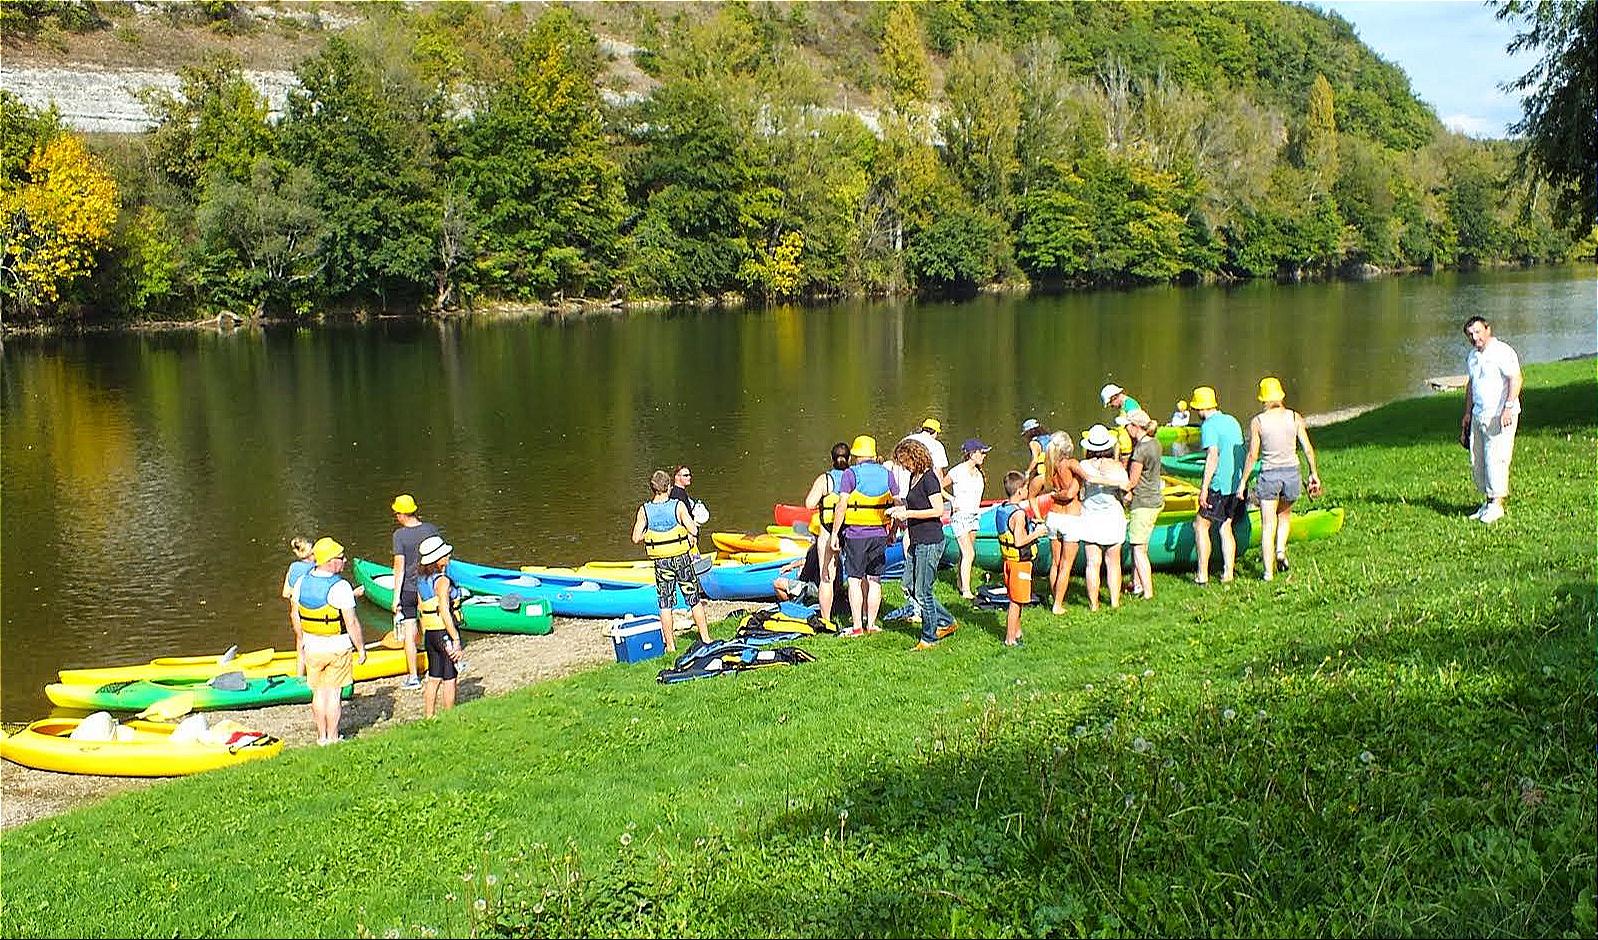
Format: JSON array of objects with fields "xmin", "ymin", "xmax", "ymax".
[{"xmin": 3, "ymin": 361, "xmax": 1593, "ymax": 938}]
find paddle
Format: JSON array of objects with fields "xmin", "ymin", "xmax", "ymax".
[
  {"xmin": 134, "ymin": 691, "xmax": 196, "ymax": 722},
  {"xmin": 218, "ymin": 644, "xmax": 239, "ymax": 664}
]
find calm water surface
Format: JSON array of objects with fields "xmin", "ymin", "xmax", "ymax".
[{"xmin": 3, "ymin": 266, "xmax": 1593, "ymax": 716}]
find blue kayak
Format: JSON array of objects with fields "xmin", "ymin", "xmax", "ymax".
[{"xmin": 448, "ymin": 560, "xmax": 660, "ymax": 619}]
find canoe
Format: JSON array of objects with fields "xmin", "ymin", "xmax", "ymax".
[
  {"xmin": 1162, "ymin": 451, "xmax": 1264, "ymax": 482},
  {"xmin": 942, "ymin": 505, "xmax": 1344, "ymax": 573},
  {"xmin": 352, "ymin": 558, "xmax": 553, "ymax": 635},
  {"xmin": 711, "ymin": 531, "xmax": 812, "ymax": 557},
  {"xmin": 775, "ymin": 477, "xmax": 1197, "ymax": 529},
  {"xmin": 448, "ymin": 559, "xmax": 662, "ymax": 618},
  {"xmin": 0, "ymin": 717, "xmax": 284, "ymax": 777},
  {"xmin": 45, "ymin": 674, "xmax": 351, "ymax": 712},
  {"xmin": 58, "ymin": 645, "xmax": 423, "ymax": 686},
  {"xmin": 1156, "ymin": 425, "xmax": 1201, "ymax": 446}
]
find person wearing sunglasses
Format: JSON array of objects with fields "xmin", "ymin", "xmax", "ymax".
[{"xmin": 668, "ymin": 465, "xmax": 710, "ymax": 525}]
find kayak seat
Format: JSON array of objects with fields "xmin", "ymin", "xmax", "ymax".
[
  {"xmin": 169, "ymin": 715, "xmax": 209, "ymax": 744},
  {"xmin": 69, "ymin": 711, "xmax": 119, "ymax": 742}
]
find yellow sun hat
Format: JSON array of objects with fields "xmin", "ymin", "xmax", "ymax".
[
  {"xmin": 850, "ymin": 435, "xmax": 878, "ymax": 459},
  {"xmin": 1257, "ymin": 376, "xmax": 1286, "ymax": 403},
  {"xmin": 312, "ymin": 537, "xmax": 345, "ymax": 566},
  {"xmin": 1189, "ymin": 386, "xmax": 1219, "ymax": 411},
  {"xmin": 391, "ymin": 494, "xmax": 418, "ymax": 514}
]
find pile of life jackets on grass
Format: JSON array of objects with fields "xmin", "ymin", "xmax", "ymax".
[{"xmin": 655, "ymin": 603, "xmax": 829, "ymax": 684}]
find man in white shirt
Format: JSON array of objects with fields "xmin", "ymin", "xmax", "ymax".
[
  {"xmin": 1459, "ymin": 316, "xmax": 1523, "ymax": 524},
  {"xmin": 904, "ymin": 417, "xmax": 949, "ymax": 480}
]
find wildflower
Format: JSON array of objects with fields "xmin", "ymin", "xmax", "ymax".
[
  {"xmin": 1358, "ymin": 750, "xmax": 1375, "ymax": 764},
  {"xmin": 474, "ymin": 898, "xmax": 487, "ymax": 912},
  {"xmin": 1143, "ymin": 669, "xmax": 1154, "ymax": 678},
  {"xmin": 1124, "ymin": 793, "xmax": 1136, "ymax": 809},
  {"xmin": 461, "ymin": 873, "xmax": 473, "ymax": 882},
  {"xmin": 1073, "ymin": 725, "xmax": 1087, "ymax": 738},
  {"xmin": 1132, "ymin": 737, "xmax": 1151, "ymax": 753},
  {"xmin": 1053, "ymin": 745, "xmax": 1065, "ymax": 757},
  {"xmin": 446, "ymin": 894, "xmax": 456, "ymax": 902},
  {"xmin": 619, "ymin": 832, "xmax": 633, "ymax": 847},
  {"xmin": 1223, "ymin": 708, "xmax": 1237, "ymax": 721},
  {"xmin": 1243, "ymin": 665, "xmax": 1253, "ymax": 678},
  {"xmin": 1257, "ymin": 709, "xmax": 1268, "ymax": 720},
  {"xmin": 1084, "ymin": 683, "xmax": 1094, "ymax": 691},
  {"xmin": 485, "ymin": 874, "xmax": 498, "ymax": 887}
]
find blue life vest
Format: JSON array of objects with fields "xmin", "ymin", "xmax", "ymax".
[
  {"xmin": 994, "ymin": 503, "xmax": 1034, "ymax": 562},
  {"xmin": 417, "ymin": 572, "xmax": 463, "ymax": 632},
  {"xmin": 285, "ymin": 559, "xmax": 313, "ymax": 592}
]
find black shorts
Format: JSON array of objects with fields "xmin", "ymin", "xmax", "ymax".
[
  {"xmin": 1199, "ymin": 490, "xmax": 1247, "ymax": 524},
  {"xmin": 397, "ymin": 589, "xmax": 419, "ymax": 621},
  {"xmin": 424, "ymin": 629, "xmax": 458, "ymax": 681},
  {"xmin": 842, "ymin": 535, "xmax": 889, "ymax": 581}
]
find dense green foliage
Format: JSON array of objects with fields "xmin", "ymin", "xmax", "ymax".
[
  {"xmin": 1496, "ymin": 0, "xmax": 1597, "ymax": 231},
  {"xmin": 2, "ymin": 1, "xmax": 1589, "ymax": 321},
  {"xmin": 1, "ymin": 360, "xmax": 1592, "ymax": 935}
]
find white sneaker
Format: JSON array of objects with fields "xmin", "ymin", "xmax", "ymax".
[
  {"xmin": 400, "ymin": 676, "xmax": 423, "ymax": 690},
  {"xmin": 1478, "ymin": 503, "xmax": 1505, "ymax": 524},
  {"xmin": 1468, "ymin": 501, "xmax": 1488, "ymax": 520}
]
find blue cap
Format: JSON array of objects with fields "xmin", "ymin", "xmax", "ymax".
[
  {"xmin": 962, "ymin": 438, "xmax": 991, "ymax": 454},
  {"xmin": 1020, "ymin": 418, "xmax": 1040, "ymax": 434}
]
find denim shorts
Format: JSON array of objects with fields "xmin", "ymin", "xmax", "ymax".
[{"xmin": 1255, "ymin": 467, "xmax": 1302, "ymax": 501}]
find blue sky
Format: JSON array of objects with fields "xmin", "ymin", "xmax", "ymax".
[{"xmin": 1314, "ymin": 0, "xmax": 1535, "ymax": 137}]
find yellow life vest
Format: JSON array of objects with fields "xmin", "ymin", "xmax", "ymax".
[
  {"xmin": 418, "ymin": 580, "xmax": 463, "ymax": 633},
  {"xmin": 995, "ymin": 504, "xmax": 1034, "ymax": 562},
  {"xmin": 295, "ymin": 571, "xmax": 346, "ymax": 637},
  {"xmin": 810, "ymin": 468, "xmax": 846, "ymax": 534},
  {"xmin": 642, "ymin": 499, "xmax": 693, "ymax": 558},
  {"xmin": 840, "ymin": 462, "xmax": 894, "ymax": 527},
  {"xmin": 1027, "ymin": 439, "xmax": 1048, "ymax": 480}
]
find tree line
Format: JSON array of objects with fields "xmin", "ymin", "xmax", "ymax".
[{"xmin": 1, "ymin": 1, "xmax": 1591, "ymax": 322}]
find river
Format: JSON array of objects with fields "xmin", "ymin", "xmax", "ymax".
[{"xmin": 2, "ymin": 265, "xmax": 1592, "ymax": 717}]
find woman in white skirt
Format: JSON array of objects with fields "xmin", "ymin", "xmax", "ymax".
[{"xmin": 1075, "ymin": 425, "xmax": 1131, "ymax": 611}]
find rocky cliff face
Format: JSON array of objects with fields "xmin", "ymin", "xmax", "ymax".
[{"xmin": 2, "ymin": 65, "xmax": 297, "ymax": 133}]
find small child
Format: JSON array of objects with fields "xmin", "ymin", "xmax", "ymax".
[
  {"xmin": 1169, "ymin": 400, "xmax": 1191, "ymax": 427},
  {"xmin": 994, "ymin": 470, "xmax": 1045, "ymax": 647}
]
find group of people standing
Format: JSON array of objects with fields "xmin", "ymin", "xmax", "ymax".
[
  {"xmin": 280, "ymin": 495, "xmax": 465, "ymax": 744},
  {"xmin": 782, "ymin": 372, "xmax": 1331, "ymax": 650}
]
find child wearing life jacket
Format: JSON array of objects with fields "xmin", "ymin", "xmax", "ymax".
[{"xmin": 994, "ymin": 470, "xmax": 1045, "ymax": 648}]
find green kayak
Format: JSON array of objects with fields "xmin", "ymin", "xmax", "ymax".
[
  {"xmin": 944, "ymin": 507, "xmax": 1344, "ymax": 572},
  {"xmin": 45, "ymin": 674, "xmax": 350, "ymax": 712},
  {"xmin": 1160, "ymin": 450, "xmax": 1264, "ymax": 481},
  {"xmin": 351, "ymin": 558, "xmax": 554, "ymax": 636}
]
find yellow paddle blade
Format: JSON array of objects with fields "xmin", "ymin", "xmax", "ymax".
[{"xmin": 135, "ymin": 692, "xmax": 196, "ymax": 722}]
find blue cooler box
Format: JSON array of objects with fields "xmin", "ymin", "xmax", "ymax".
[{"xmin": 612, "ymin": 617, "xmax": 667, "ymax": 664}]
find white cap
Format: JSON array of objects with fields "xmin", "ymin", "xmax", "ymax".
[
  {"xmin": 418, "ymin": 535, "xmax": 454, "ymax": 566},
  {"xmin": 1100, "ymin": 383, "xmax": 1124, "ymax": 406}
]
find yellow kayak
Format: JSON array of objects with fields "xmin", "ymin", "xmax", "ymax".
[
  {"xmin": 1160, "ymin": 476, "xmax": 1200, "ymax": 514},
  {"xmin": 58, "ymin": 645, "xmax": 423, "ymax": 686},
  {"xmin": 710, "ymin": 531, "xmax": 812, "ymax": 556},
  {"xmin": 0, "ymin": 717, "xmax": 284, "ymax": 776}
]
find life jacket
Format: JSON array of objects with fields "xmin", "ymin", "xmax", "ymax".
[
  {"xmin": 417, "ymin": 571, "xmax": 463, "ymax": 632},
  {"xmin": 285, "ymin": 559, "xmax": 313, "ymax": 594},
  {"xmin": 656, "ymin": 638, "xmax": 817, "ymax": 684},
  {"xmin": 994, "ymin": 503, "xmax": 1034, "ymax": 563},
  {"xmin": 296, "ymin": 570, "xmax": 347, "ymax": 636},
  {"xmin": 1027, "ymin": 437, "xmax": 1048, "ymax": 480},
  {"xmin": 735, "ymin": 601, "xmax": 834, "ymax": 636},
  {"xmin": 841, "ymin": 462, "xmax": 893, "ymax": 527},
  {"xmin": 642, "ymin": 498, "xmax": 693, "ymax": 558},
  {"xmin": 818, "ymin": 468, "xmax": 846, "ymax": 527}
]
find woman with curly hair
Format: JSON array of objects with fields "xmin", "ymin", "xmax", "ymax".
[{"xmin": 887, "ymin": 438, "xmax": 958, "ymax": 649}]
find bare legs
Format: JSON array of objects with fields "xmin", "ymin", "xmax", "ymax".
[
  {"xmin": 1131, "ymin": 543, "xmax": 1153, "ymax": 599},
  {"xmin": 845, "ymin": 577, "xmax": 882, "ymax": 633},
  {"xmin": 1082, "ymin": 544, "xmax": 1122, "ymax": 610},
  {"xmin": 423, "ymin": 677, "xmax": 457, "ymax": 718},
  {"xmin": 817, "ymin": 535, "xmax": 839, "ymax": 621},
  {"xmin": 956, "ymin": 530, "xmax": 976, "ymax": 597},
  {"xmin": 312, "ymin": 685, "xmax": 343, "ymax": 744},
  {"xmin": 1259, "ymin": 497, "xmax": 1296, "ymax": 580},
  {"xmin": 1051, "ymin": 538, "xmax": 1079, "ymax": 615},
  {"xmin": 1194, "ymin": 517, "xmax": 1235, "ymax": 582}
]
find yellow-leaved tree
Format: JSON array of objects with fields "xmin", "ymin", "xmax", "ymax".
[{"xmin": 1, "ymin": 132, "xmax": 120, "ymax": 315}]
